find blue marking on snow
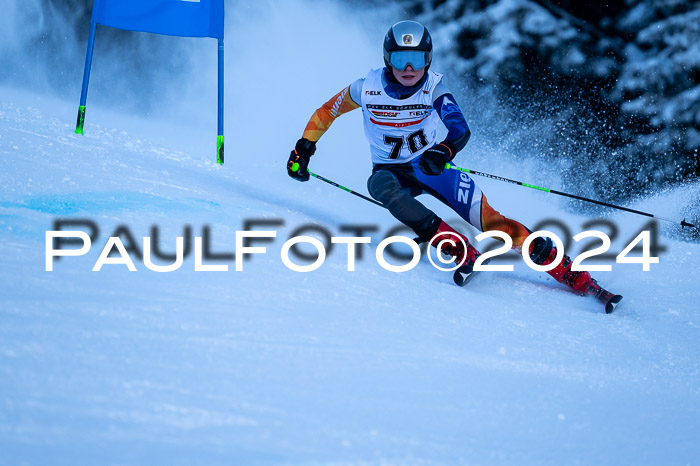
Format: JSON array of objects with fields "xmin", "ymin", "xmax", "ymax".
[{"xmin": 0, "ymin": 193, "xmax": 219, "ymax": 215}]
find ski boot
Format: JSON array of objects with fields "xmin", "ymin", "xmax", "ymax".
[
  {"xmin": 429, "ymin": 221, "xmax": 484, "ymax": 286},
  {"xmin": 530, "ymin": 236, "xmax": 623, "ymax": 313}
]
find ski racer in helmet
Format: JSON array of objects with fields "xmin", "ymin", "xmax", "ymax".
[{"xmin": 286, "ymin": 20, "xmax": 621, "ymax": 312}]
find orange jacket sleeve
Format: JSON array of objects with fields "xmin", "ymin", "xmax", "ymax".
[{"xmin": 302, "ymin": 85, "xmax": 360, "ymax": 142}]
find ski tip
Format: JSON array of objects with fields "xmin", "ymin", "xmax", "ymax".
[
  {"xmin": 452, "ymin": 258, "xmax": 489, "ymax": 287},
  {"xmin": 453, "ymin": 264, "xmax": 474, "ymax": 287},
  {"xmin": 605, "ymin": 294, "xmax": 623, "ymax": 314}
]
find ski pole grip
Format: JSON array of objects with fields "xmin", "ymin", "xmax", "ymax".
[{"xmin": 291, "ymin": 162, "xmax": 300, "ymax": 172}]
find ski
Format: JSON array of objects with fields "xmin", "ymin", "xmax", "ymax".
[
  {"xmin": 581, "ymin": 280, "xmax": 624, "ymax": 313},
  {"xmin": 453, "ymin": 262, "xmax": 623, "ymax": 313},
  {"xmin": 600, "ymin": 293, "xmax": 624, "ymax": 314},
  {"xmin": 452, "ymin": 258, "xmax": 490, "ymax": 287},
  {"xmin": 453, "ymin": 264, "xmax": 476, "ymax": 287}
]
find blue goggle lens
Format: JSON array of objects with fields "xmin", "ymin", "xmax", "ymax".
[{"xmin": 389, "ymin": 51, "xmax": 427, "ymax": 70}]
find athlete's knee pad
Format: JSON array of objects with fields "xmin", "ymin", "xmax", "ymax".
[
  {"xmin": 414, "ymin": 214, "xmax": 441, "ymax": 242},
  {"xmin": 368, "ymin": 167, "xmax": 438, "ymax": 239},
  {"xmin": 367, "ymin": 169, "xmax": 403, "ymax": 205},
  {"xmin": 529, "ymin": 236, "xmax": 554, "ymax": 265}
]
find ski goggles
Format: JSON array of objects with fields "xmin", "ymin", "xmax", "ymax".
[{"xmin": 388, "ymin": 51, "xmax": 429, "ymax": 70}]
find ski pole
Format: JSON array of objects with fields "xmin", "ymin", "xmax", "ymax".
[
  {"xmin": 291, "ymin": 164, "xmax": 385, "ymax": 208},
  {"xmin": 446, "ymin": 163, "xmax": 696, "ymax": 229}
]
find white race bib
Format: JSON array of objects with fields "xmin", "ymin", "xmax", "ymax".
[{"xmin": 360, "ymin": 68, "xmax": 442, "ymax": 164}]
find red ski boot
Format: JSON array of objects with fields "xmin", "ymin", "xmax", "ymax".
[
  {"xmin": 529, "ymin": 237, "xmax": 623, "ymax": 313},
  {"xmin": 429, "ymin": 221, "xmax": 483, "ymax": 286}
]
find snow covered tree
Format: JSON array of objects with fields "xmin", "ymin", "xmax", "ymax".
[
  {"xmin": 612, "ymin": 2, "xmax": 700, "ymax": 185},
  {"xmin": 400, "ymin": 0, "xmax": 699, "ymax": 200}
]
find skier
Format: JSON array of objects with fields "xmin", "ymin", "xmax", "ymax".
[{"xmin": 287, "ymin": 20, "xmax": 622, "ymax": 313}]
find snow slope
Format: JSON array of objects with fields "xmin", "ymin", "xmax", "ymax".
[
  {"xmin": 2, "ymin": 3, "xmax": 700, "ymax": 465},
  {"xmin": 2, "ymin": 84, "xmax": 700, "ymax": 465}
]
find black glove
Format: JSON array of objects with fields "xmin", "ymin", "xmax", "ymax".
[
  {"xmin": 287, "ymin": 138, "xmax": 316, "ymax": 182},
  {"xmin": 418, "ymin": 142, "xmax": 455, "ymax": 176}
]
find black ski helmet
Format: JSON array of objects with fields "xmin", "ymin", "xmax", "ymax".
[{"xmin": 383, "ymin": 20, "xmax": 433, "ymax": 71}]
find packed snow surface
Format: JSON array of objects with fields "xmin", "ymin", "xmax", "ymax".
[
  {"xmin": 1, "ymin": 82, "xmax": 699, "ymax": 465},
  {"xmin": 1, "ymin": 2, "xmax": 699, "ymax": 462}
]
